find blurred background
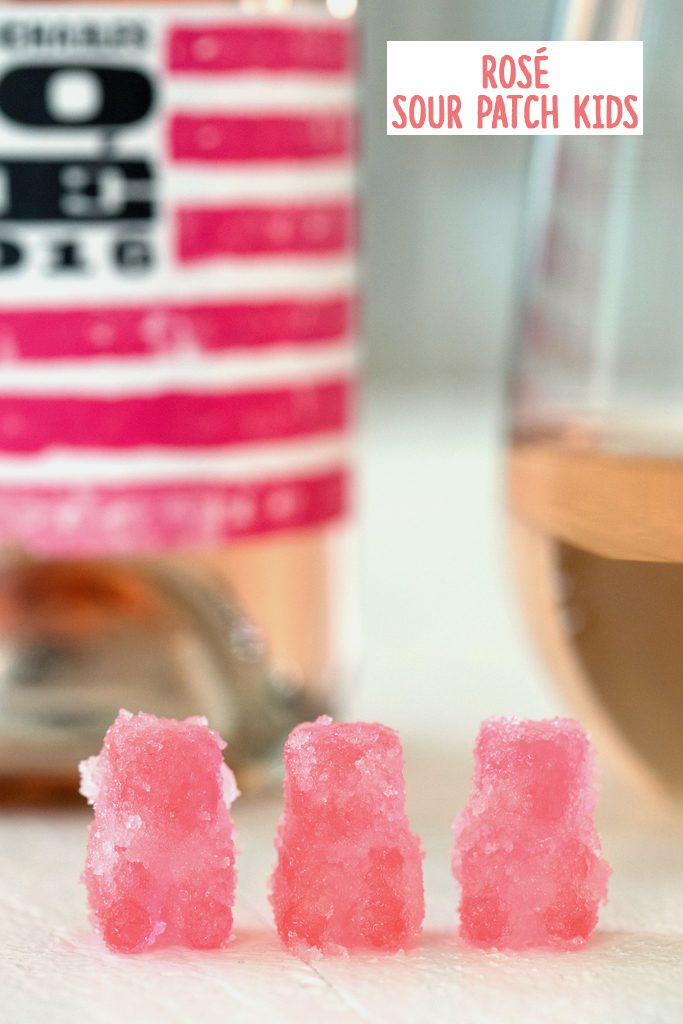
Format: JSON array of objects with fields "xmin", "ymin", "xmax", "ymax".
[
  {"xmin": 0, "ymin": 0, "xmax": 658, "ymax": 794},
  {"xmin": 0, "ymin": 0, "xmax": 677, "ymax": 806},
  {"xmin": 356, "ymin": 0, "xmax": 558, "ymax": 757},
  {"xmin": 364, "ymin": 0, "xmax": 553, "ymax": 387}
]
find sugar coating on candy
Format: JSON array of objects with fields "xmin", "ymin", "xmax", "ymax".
[
  {"xmin": 453, "ymin": 717, "xmax": 610, "ymax": 950},
  {"xmin": 270, "ymin": 716, "xmax": 424, "ymax": 955},
  {"xmin": 80, "ymin": 710, "xmax": 238, "ymax": 953}
]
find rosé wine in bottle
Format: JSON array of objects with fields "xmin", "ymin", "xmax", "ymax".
[{"xmin": 0, "ymin": 0, "xmax": 359, "ymax": 799}]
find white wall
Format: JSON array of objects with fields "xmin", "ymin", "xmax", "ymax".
[{"xmin": 363, "ymin": 0, "xmax": 554, "ymax": 383}]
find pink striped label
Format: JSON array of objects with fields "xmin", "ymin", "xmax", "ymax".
[
  {"xmin": 169, "ymin": 112, "xmax": 355, "ymax": 163},
  {"xmin": 0, "ymin": 379, "xmax": 351, "ymax": 454},
  {"xmin": 0, "ymin": 468, "xmax": 349, "ymax": 555},
  {"xmin": 177, "ymin": 202, "xmax": 355, "ymax": 261},
  {"xmin": 0, "ymin": 297, "xmax": 355, "ymax": 360},
  {"xmin": 0, "ymin": 7, "xmax": 357, "ymax": 554},
  {"xmin": 168, "ymin": 23, "xmax": 356, "ymax": 75}
]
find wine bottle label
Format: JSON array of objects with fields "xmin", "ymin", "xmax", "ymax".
[{"xmin": 0, "ymin": 5, "xmax": 357, "ymax": 554}]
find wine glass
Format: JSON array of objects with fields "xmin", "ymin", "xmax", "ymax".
[{"xmin": 507, "ymin": 0, "xmax": 683, "ymax": 800}]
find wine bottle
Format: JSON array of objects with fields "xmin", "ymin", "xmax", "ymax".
[{"xmin": 0, "ymin": 0, "xmax": 359, "ymax": 799}]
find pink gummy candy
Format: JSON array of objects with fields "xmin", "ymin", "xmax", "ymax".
[
  {"xmin": 80, "ymin": 710, "xmax": 238, "ymax": 953},
  {"xmin": 270, "ymin": 716, "xmax": 424, "ymax": 954},
  {"xmin": 453, "ymin": 717, "xmax": 611, "ymax": 950}
]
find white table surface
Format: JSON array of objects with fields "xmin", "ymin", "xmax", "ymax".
[{"xmin": 2, "ymin": 386, "xmax": 682, "ymax": 1024}]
